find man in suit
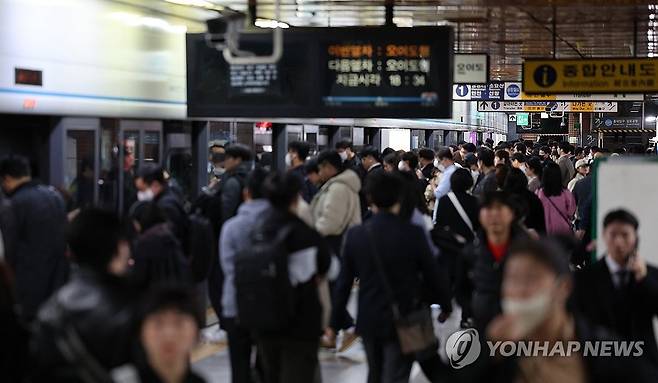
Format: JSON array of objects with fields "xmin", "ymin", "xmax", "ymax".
[
  {"xmin": 332, "ymin": 171, "xmax": 452, "ymax": 383},
  {"xmin": 418, "ymin": 148, "xmax": 436, "ymax": 185},
  {"xmin": 358, "ymin": 146, "xmax": 384, "ymax": 219},
  {"xmin": 573, "ymin": 209, "xmax": 658, "ymax": 365}
]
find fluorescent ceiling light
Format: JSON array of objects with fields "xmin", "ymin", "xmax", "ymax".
[
  {"xmin": 109, "ymin": 12, "xmax": 187, "ymax": 33},
  {"xmin": 255, "ymin": 18, "xmax": 289, "ymax": 28},
  {"xmin": 646, "ymin": 116, "xmax": 656, "ymax": 122},
  {"xmin": 164, "ymin": 0, "xmax": 217, "ymax": 9}
]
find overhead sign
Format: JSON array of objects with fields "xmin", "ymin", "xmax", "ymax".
[
  {"xmin": 453, "ymin": 54, "xmax": 488, "ymax": 84},
  {"xmin": 523, "ymin": 58, "xmax": 658, "ymax": 94},
  {"xmin": 187, "ymin": 26, "xmax": 453, "ymax": 118},
  {"xmin": 477, "ymin": 101, "xmax": 618, "ymax": 113},
  {"xmin": 508, "ymin": 114, "xmax": 517, "ymax": 122},
  {"xmin": 594, "ymin": 117, "xmax": 642, "ymax": 130},
  {"xmin": 504, "ymin": 82, "xmax": 643, "ymax": 101},
  {"xmin": 452, "ymin": 82, "xmax": 504, "ymax": 101},
  {"xmin": 517, "ymin": 113, "xmax": 529, "ymax": 126}
]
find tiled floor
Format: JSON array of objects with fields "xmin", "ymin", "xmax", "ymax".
[{"xmin": 192, "ymin": 297, "xmax": 463, "ymax": 383}]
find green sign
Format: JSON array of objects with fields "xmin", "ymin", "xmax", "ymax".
[{"xmin": 517, "ymin": 113, "xmax": 529, "ymax": 126}]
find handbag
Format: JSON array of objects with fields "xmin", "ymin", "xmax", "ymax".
[{"xmin": 365, "ymin": 227, "xmax": 437, "ymax": 354}]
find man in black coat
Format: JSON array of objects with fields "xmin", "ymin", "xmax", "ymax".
[
  {"xmin": 332, "ymin": 171, "xmax": 452, "ymax": 383},
  {"xmin": 456, "ymin": 191, "xmax": 528, "ymax": 331},
  {"xmin": 573, "ymin": 209, "xmax": 658, "ymax": 365},
  {"xmin": 0, "ymin": 155, "xmax": 69, "ymax": 321},
  {"xmin": 358, "ymin": 145, "xmax": 384, "ymax": 219}
]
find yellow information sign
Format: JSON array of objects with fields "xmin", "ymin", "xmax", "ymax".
[{"xmin": 523, "ymin": 58, "xmax": 658, "ymax": 94}]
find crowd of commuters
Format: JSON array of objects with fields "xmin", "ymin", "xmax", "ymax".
[{"xmin": 0, "ymin": 137, "xmax": 657, "ymax": 383}]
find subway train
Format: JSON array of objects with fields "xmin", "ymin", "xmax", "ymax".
[{"xmin": 0, "ymin": 0, "xmax": 508, "ymax": 215}]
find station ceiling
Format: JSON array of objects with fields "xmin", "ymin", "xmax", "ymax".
[{"xmin": 156, "ymin": 0, "xmax": 658, "ymax": 81}]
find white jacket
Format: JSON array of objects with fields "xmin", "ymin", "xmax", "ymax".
[{"xmin": 310, "ymin": 169, "xmax": 362, "ymax": 236}]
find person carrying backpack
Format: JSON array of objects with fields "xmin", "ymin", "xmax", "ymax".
[{"xmin": 234, "ymin": 172, "xmax": 331, "ymax": 383}]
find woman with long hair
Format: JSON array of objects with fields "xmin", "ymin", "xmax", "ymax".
[{"xmin": 536, "ymin": 162, "xmax": 576, "ymax": 235}]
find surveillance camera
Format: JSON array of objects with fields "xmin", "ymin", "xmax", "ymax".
[{"xmin": 205, "ymin": 11, "xmax": 247, "ymax": 51}]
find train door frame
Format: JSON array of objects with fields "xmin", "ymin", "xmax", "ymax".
[
  {"xmin": 49, "ymin": 117, "xmax": 101, "ymax": 206},
  {"xmin": 117, "ymin": 120, "xmax": 163, "ymax": 214}
]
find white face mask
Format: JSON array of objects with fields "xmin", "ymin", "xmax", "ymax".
[
  {"xmin": 520, "ymin": 164, "xmax": 527, "ymax": 174},
  {"xmin": 471, "ymin": 170, "xmax": 480, "ymax": 179},
  {"xmin": 398, "ymin": 161, "xmax": 409, "ymax": 172},
  {"xmin": 137, "ymin": 188, "xmax": 154, "ymax": 202},
  {"xmin": 501, "ymin": 289, "xmax": 552, "ymax": 338},
  {"xmin": 213, "ymin": 167, "xmax": 225, "ymax": 177},
  {"xmin": 436, "ymin": 161, "xmax": 446, "ymax": 172},
  {"xmin": 339, "ymin": 151, "xmax": 348, "ymax": 161},
  {"xmin": 433, "ymin": 158, "xmax": 440, "ymax": 168},
  {"xmin": 285, "ymin": 153, "xmax": 293, "ymax": 167}
]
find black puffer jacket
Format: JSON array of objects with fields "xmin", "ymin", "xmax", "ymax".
[
  {"xmin": 30, "ymin": 268, "xmax": 136, "ymax": 383},
  {"xmin": 455, "ymin": 226, "xmax": 528, "ymax": 331},
  {"xmin": 6, "ymin": 181, "xmax": 69, "ymax": 321}
]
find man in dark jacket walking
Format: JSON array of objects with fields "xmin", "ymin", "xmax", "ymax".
[
  {"xmin": 221, "ymin": 144, "xmax": 252, "ymax": 224},
  {"xmin": 456, "ymin": 191, "xmax": 528, "ymax": 330},
  {"xmin": 333, "ymin": 171, "xmax": 452, "ymax": 383},
  {"xmin": 0, "ymin": 155, "xmax": 69, "ymax": 321}
]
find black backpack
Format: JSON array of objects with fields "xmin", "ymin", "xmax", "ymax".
[
  {"xmin": 234, "ymin": 224, "xmax": 295, "ymax": 331},
  {"xmin": 186, "ymin": 213, "xmax": 214, "ymax": 283}
]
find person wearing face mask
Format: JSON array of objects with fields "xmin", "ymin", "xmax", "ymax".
[
  {"xmin": 335, "ymin": 140, "xmax": 363, "ymax": 178},
  {"xmin": 418, "ymin": 148, "xmax": 436, "ymax": 184},
  {"xmin": 567, "ymin": 159, "xmax": 589, "ymax": 192},
  {"xmin": 135, "ymin": 166, "xmax": 188, "ymax": 248},
  {"xmin": 455, "ymin": 192, "xmax": 528, "ymax": 330},
  {"xmin": 210, "ymin": 152, "xmax": 226, "ymax": 185},
  {"xmin": 573, "ymin": 210, "xmax": 658, "ymax": 365},
  {"xmin": 525, "ymin": 157, "xmax": 543, "ymax": 193},
  {"xmin": 286, "ymin": 141, "xmax": 316, "ymax": 203},
  {"xmin": 482, "ymin": 239, "xmax": 657, "ymax": 383},
  {"xmin": 463, "ymin": 153, "xmax": 480, "ymax": 188},
  {"xmin": 432, "ymin": 148, "xmax": 458, "ymax": 223},
  {"xmin": 31, "ymin": 209, "xmax": 136, "ymax": 382}
]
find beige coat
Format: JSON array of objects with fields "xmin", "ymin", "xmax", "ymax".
[{"xmin": 310, "ymin": 169, "xmax": 362, "ymax": 236}]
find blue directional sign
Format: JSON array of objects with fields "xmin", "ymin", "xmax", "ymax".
[
  {"xmin": 491, "ymin": 101, "xmax": 500, "ymax": 110},
  {"xmin": 456, "ymin": 85, "xmax": 469, "ymax": 97}
]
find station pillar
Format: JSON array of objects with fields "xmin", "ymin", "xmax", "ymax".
[
  {"xmin": 272, "ymin": 123, "xmax": 287, "ymax": 171},
  {"xmin": 192, "ymin": 121, "xmax": 210, "ymax": 197}
]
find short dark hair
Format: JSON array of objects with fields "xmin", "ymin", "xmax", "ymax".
[
  {"xmin": 263, "ymin": 171, "xmax": 302, "ymax": 209},
  {"xmin": 574, "ymin": 147, "xmax": 584, "ymax": 156},
  {"xmin": 464, "ymin": 153, "xmax": 478, "ymax": 168},
  {"xmin": 383, "ymin": 152, "xmax": 399, "ymax": 167},
  {"xmin": 335, "ymin": 140, "xmax": 353, "ymax": 151},
  {"xmin": 68, "ymin": 208, "xmax": 129, "ymax": 273},
  {"xmin": 508, "ymin": 239, "xmax": 571, "ymax": 278},
  {"xmin": 211, "ymin": 152, "xmax": 225, "ymax": 164},
  {"xmin": 246, "ymin": 167, "xmax": 269, "ymax": 199},
  {"xmin": 437, "ymin": 148, "xmax": 453, "ymax": 161},
  {"xmin": 401, "ymin": 151, "xmax": 419, "ymax": 169},
  {"xmin": 603, "ymin": 209, "xmax": 639, "ymax": 230},
  {"xmin": 527, "ymin": 156, "xmax": 543, "ymax": 177},
  {"xmin": 288, "ymin": 141, "xmax": 310, "ymax": 161},
  {"xmin": 558, "ymin": 142, "xmax": 573, "ymax": 154},
  {"xmin": 365, "ymin": 171, "xmax": 402, "ymax": 208},
  {"xmin": 481, "ymin": 191, "xmax": 519, "ymax": 219},
  {"xmin": 450, "ymin": 168, "xmax": 473, "ymax": 193},
  {"xmin": 418, "ymin": 148, "xmax": 435, "ymax": 161},
  {"xmin": 463, "ymin": 143, "xmax": 477, "ymax": 153},
  {"xmin": 514, "ymin": 143, "xmax": 527, "ymax": 154},
  {"xmin": 477, "ymin": 147, "xmax": 495, "ymax": 167},
  {"xmin": 0, "ymin": 155, "xmax": 31, "ymax": 178},
  {"xmin": 138, "ymin": 164, "xmax": 166, "ymax": 185},
  {"xmin": 503, "ymin": 168, "xmax": 529, "ymax": 194},
  {"xmin": 381, "ymin": 147, "xmax": 396, "ymax": 158},
  {"xmin": 304, "ymin": 157, "xmax": 319, "ymax": 174},
  {"xmin": 360, "ymin": 146, "xmax": 381, "ymax": 162},
  {"xmin": 225, "ymin": 143, "xmax": 253, "ymax": 161},
  {"xmin": 140, "ymin": 285, "xmax": 203, "ymax": 329},
  {"xmin": 131, "ymin": 202, "xmax": 166, "ymax": 232},
  {"xmin": 511, "ymin": 152, "xmax": 526, "ymax": 164},
  {"xmin": 317, "ymin": 150, "xmax": 343, "ymax": 172},
  {"xmin": 541, "ymin": 162, "xmax": 564, "ymax": 197},
  {"xmin": 495, "ymin": 150, "xmax": 510, "ymax": 163},
  {"xmin": 539, "ymin": 146, "xmax": 551, "ymax": 154}
]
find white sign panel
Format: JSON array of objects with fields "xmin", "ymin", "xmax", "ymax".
[
  {"xmin": 477, "ymin": 101, "xmax": 618, "ymax": 113},
  {"xmin": 503, "ymin": 82, "xmax": 643, "ymax": 101},
  {"xmin": 453, "ymin": 54, "xmax": 488, "ymax": 84},
  {"xmin": 453, "ymin": 84, "xmax": 471, "ymax": 100}
]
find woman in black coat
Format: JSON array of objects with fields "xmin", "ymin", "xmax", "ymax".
[{"xmin": 502, "ymin": 168, "xmax": 546, "ymax": 235}]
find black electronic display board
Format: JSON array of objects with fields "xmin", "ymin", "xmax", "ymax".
[{"xmin": 186, "ymin": 27, "xmax": 453, "ymax": 118}]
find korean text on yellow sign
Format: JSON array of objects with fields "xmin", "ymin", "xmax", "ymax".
[{"xmin": 523, "ymin": 58, "xmax": 658, "ymax": 94}]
